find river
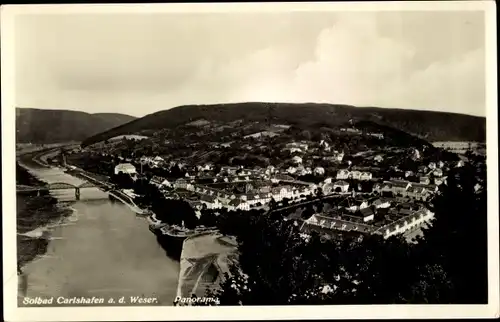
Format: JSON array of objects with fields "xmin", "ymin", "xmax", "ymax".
[{"xmin": 17, "ymin": 163, "xmax": 180, "ymax": 306}]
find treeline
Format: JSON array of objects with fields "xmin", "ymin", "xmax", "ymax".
[
  {"xmin": 82, "ymin": 102, "xmax": 486, "ymax": 147},
  {"xmin": 203, "ymin": 157, "xmax": 487, "ymax": 304}
]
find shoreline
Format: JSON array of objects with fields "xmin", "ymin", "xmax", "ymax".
[{"xmin": 16, "ymin": 161, "xmax": 74, "ymax": 270}]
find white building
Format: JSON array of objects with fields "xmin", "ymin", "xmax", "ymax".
[
  {"xmin": 360, "ymin": 172, "xmax": 372, "ymax": 181},
  {"xmin": 271, "ymin": 186, "xmax": 294, "ymax": 201},
  {"xmin": 382, "ymin": 209, "xmax": 434, "ymax": 239},
  {"xmin": 433, "ymin": 168, "xmax": 444, "ymax": 177},
  {"xmin": 292, "ymin": 156, "xmax": 303, "ymax": 165},
  {"xmin": 333, "ymin": 151, "xmax": 345, "ymax": 162},
  {"xmin": 372, "ymin": 199, "xmax": 391, "ymax": 209},
  {"xmin": 336, "ymin": 169, "xmax": 350, "ymax": 180},
  {"xmin": 374, "ymin": 155, "xmax": 384, "ymax": 163},
  {"xmin": 350, "ymin": 171, "xmax": 362, "ymax": 180},
  {"xmin": 332, "ymin": 180, "xmax": 350, "ymax": 193},
  {"xmin": 114, "ymin": 163, "xmax": 136, "ymax": 175},
  {"xmin": 314, "ymin": 167, "xmax": 325, "ymax": 176}
]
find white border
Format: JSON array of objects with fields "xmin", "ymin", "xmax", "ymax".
[{"xmin": 2, "ymin": 2, "xmax": 498, "ymax": 321}]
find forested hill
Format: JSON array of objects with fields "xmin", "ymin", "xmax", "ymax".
[
  {"xmin": 82, "ymin": 102, "xmax": 486, "ymax": 146},
  {"xmin": 16, "ymin": 108, "xmax": 136, "ymax": 144}
]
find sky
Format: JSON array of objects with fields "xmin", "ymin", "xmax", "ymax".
[{"xmin": 14, "ymin": 10, "xmax": 486, "ymax": 117}]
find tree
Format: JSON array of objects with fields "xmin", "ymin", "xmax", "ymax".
[
  {"xmin": 207, "ymin": 156, "xmax": 487, "ymax": 305},
  {"xmin": 413, "ymin": 161, "xmax": 487, "ymax": 303}
]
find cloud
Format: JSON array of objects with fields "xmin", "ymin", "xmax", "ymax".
[
  {"xmin": 14, "ymin": 12, "xmax": 486, "ymax": 117},
  {"xmin": 209, "ymin": 13, "xmax": 485, "ymax": 116}
]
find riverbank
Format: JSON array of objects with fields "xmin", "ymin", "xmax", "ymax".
[{"xmin": 16, "ymin": 163, "xmax": 73, "ymax": 269}]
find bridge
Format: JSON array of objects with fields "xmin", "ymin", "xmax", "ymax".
[{"xmin": 16, "ymin": 181, "xmax": 106, "ymax": 200}]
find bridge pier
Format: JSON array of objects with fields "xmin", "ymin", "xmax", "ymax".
[{"xmin": 75, "ymin": 187, "xmax": 80, "ymax": 200}]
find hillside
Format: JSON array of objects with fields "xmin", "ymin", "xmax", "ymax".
[
  {"xmin": 16, "ymin": 108, "xmax": 136, "ymax": 144},
  {"xmin": 81, "ymin": 102, "xmax": 486, "ymax": 146}
]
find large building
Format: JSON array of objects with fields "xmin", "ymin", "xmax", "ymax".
[{"xmin": 114, "ymin": 163, "xmax": 137, "ymax": 175}]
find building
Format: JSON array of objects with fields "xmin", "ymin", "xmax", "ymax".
[
  {"xmin": 374, "ymin": 155, "xmax": 384, "ymax": 163},
  {"xmin": 360, "ymin": 172, "xmax": 372, "ymax": 181},
  {"xmin": 200, "ymin": 195, "xmax": 222, "ymax": 209},
  {"xmin": 228, "ymin": 199, "xmax": 250, "ymax": 211},
  {"xmin": 434, "ymin": 177, "xmax": 446, "ymax": 186},
  {"xmin": 286, "ymin": 142, "xmax": 309, "ymax": 151},
  {"xmin": 333, "ymin": 151, "xmax": 345, "ymax": 162},
  {"xmin": 350, "ymin": 171, "xmax": 362, "ymax": 180},
  {"xmin": 377, "ymin": 209, "xmax": 435, "ymax": 239},
  {"xmin": 332, "ymin": 181, "xmax": 350, "ymax": 193},
  {"xmin": 433, "ymin": 168, "xmax": 444, "ymax": 177},
  {"xmin": 359, "ymin": 207, "xmax": 375, "ymax": 222},
  {"xmin": 314, "ymin": 167, "xmax": 325, "ymax": 176},
  {"xmin": 114, "ymin": 163, "xmax": 136, "ymax": 175},
  {"xmin": 390, "ymin": 180, "xmax": 412, "ymax": 195},
  {"xmin": 372, "ymin": 199, "xmax": 391, "ymax": 209},
  {"xmin": 336, "ymin": 170, "xmax": 350, "ymax": 180},
  {"xmin": 419, "ymin": 176, "xmax": 431, "ymax": 185},
  {"xmin": 150, "ymin": 176, "xmax": 171, "ymax": 188},
  {"xmin": 292, "ymin": 156, "xmax": 303, "ymax": 165}
]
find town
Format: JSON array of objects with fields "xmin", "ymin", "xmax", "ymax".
[{"xmin": 54, "ymin": 119, "xmax": 482, "ymax": 244}]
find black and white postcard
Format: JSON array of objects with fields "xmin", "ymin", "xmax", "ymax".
[{"xmin": 2, "ymin": 2, "xmax": 498, "ymax": 321}]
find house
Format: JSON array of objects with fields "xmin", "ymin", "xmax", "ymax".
[
  {"xmin": 428, "ymin": 162, "xmax": 437, "ymax": 170},
  {"xmin": 114, "ymin": 163, "xmax": 136, "ymax": 175},
  {"xmin": 456, "ymin": 160, "xmax": 465, "ymax": 168},
  {"xmin": 374, "ymin": 155, "xmax": 384, "ymax": 163},
  {"xmin": 314, "ymin": 167, "xmax": 325, "ymax": 176},
  {"xmin": 412, "ymin": 149, "xmax": 421, "ymax": 160},
  {"xmin": 286, "ymin": 167, "xmax": 297, "ymax": 174},
  {"xmin": 368, "ymin": 132, "xmax": 384, "ymax": 139},
  {"xmin": 419, "ymin": 176, "xmax": 431, "ymax": 185},
  {"xmin": 271, "ymin": 186, "xmax": 294, "ymax": 201},
  {"xmin": 333, "ymin": 151, "xmax": 345, "ymax": 162},
  {"xmin": 372, "ymin": 199, "xmax": 391, "ymax": 209},
  {"xmin": 200, "ymin": 195, "xmax": 222, "ymax": 209},
  {"xmin": 265, "ymin": 165, "xmax": 276, "ymax": 175},
  {"xmin": 228, "ymin": 199, "xmax": 249, "ymax": 211},
  {"xmin": 350, "ymin": 171, "xmax": 362, "ymax": 180},
  {"xmin": 152, "ymin": 155, "xmax": 165, "ymax": 165},
  {"xmin": 321, "ymin": 183, "xmax": 335, "ymax": 195},
  {"xmin": 434, "ymin": 177, "xmax": 445, "ymax": 186},
  {"xmin": 390, "ymin": 180, "xmax": 412, "ymax": 195},
  {"xmin": 292, "ymin": 156, "xmax": 303, "ymax": 165},
  {"xmin": 433, "ymin": 168, "xmax": 443, "ymax": 177},
  {"xmin": 413, "ymin": 182, "xmax": 439, "ymax": 193},
  {"xmin": 333, "ymin": 181, "xmax": 350, "ymax": 193},
  {"xmin": 286, "ymin": 142, "xmax": 309, "ymax": 151},
  {"xmin": 438, "ymin": 161, "xmax": 445, "ymax": 169},
  {"xmin": 405, "ymin": 171, "xmax": 414, "ymax": 178},
  {"xmin": 197, "ymin": 163, "xmax": 214, "ymax": 172},
  {"xmin": 360, "ymin": 207, "xmax": 375, "ymax": 222},
  {"xmin": 359, "ymin": 201, "xmax": 370, "ymax": 210},
  {"xmin": 360, "ymin": 172, "xmax": 372, "ymax": 181},
  {"xmin": 160, "ymin": 179, "xmax": 172, "ymax": 188},
  {"xmin": 221, "ymin": 166, "xmax": 239, "ymax": 175},
  {"xmin": 336, "ymin": 169, "xmax": 350, "ymax": 180}
]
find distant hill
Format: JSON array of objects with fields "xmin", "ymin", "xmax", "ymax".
[
  {"xmin": 16, "ymin": 108, "xmax": 136, "ymax": 144},
  {"xmin": 81, "ymin": 102, "xmax": 486, "ymax": 146}
]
